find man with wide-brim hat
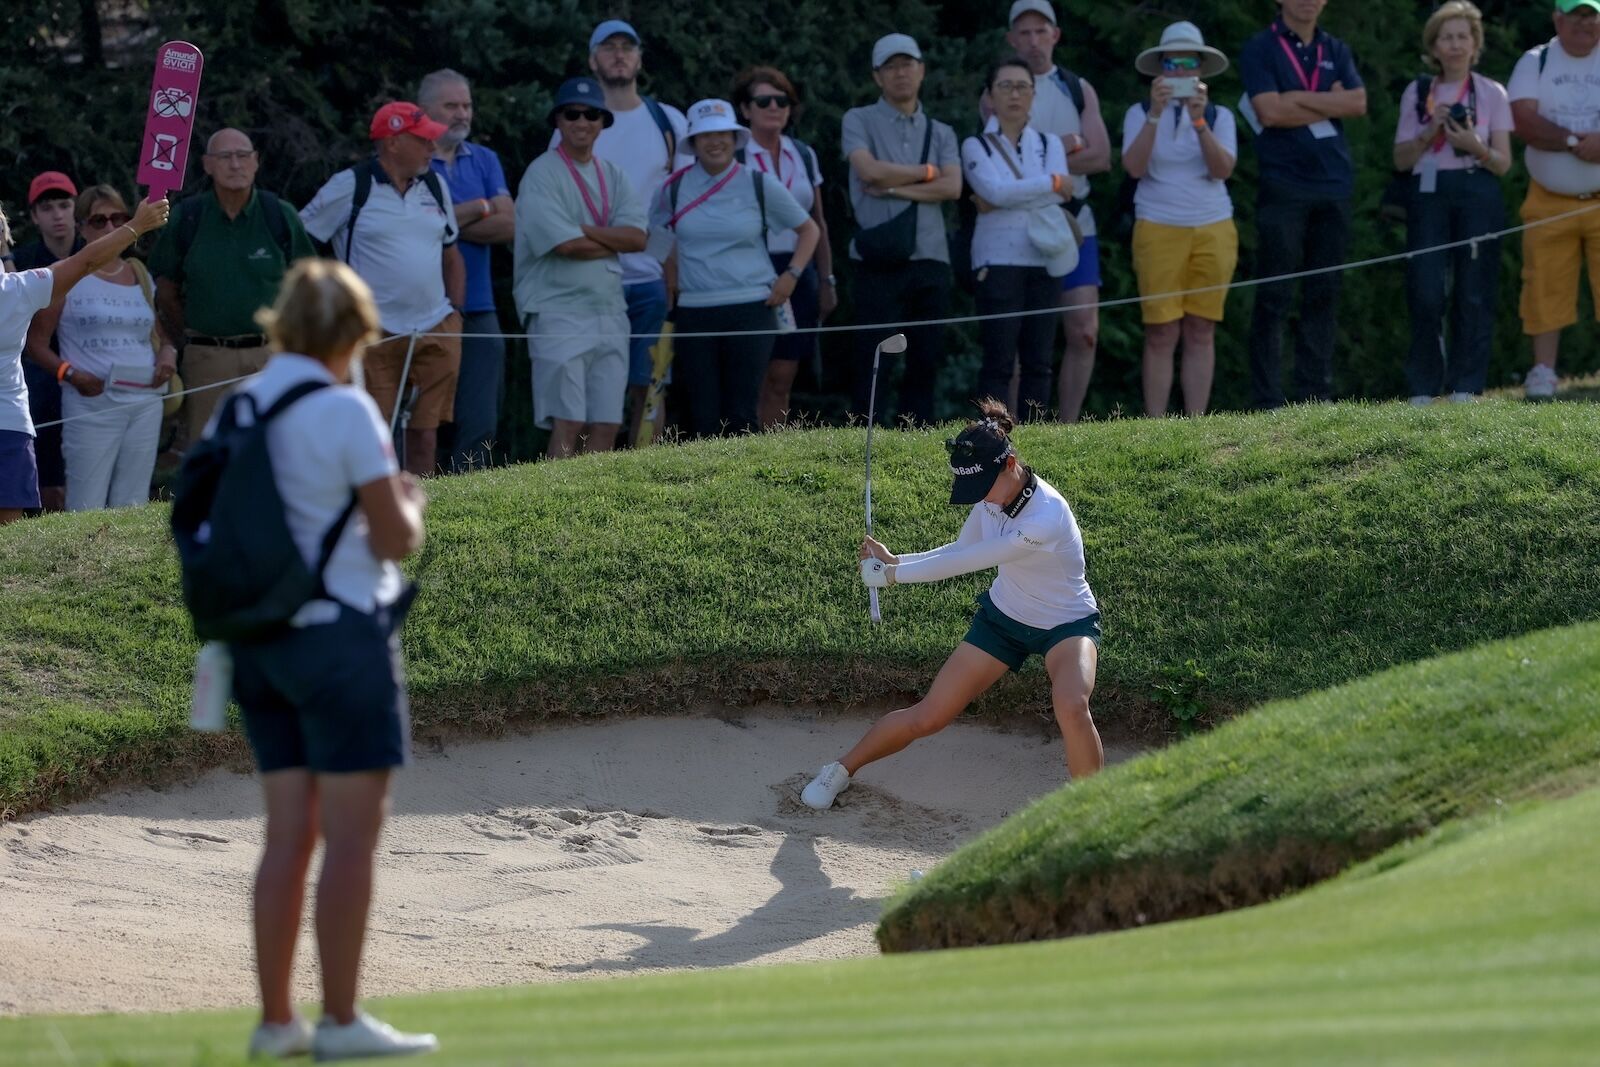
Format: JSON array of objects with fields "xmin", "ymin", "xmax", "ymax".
[
  {"xmin": 514, "ymin": 76, "xmax": 646, "ymax": 459},
  {"xmin": 1123, "ymin": 21, "xmax": 1240, "ymax": 419}
]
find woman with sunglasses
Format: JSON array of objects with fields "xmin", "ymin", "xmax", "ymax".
[
  {"xmin": 963, "ymin": 56, "xmax": 1076, "ymax": 421},
  {"xmin": 1122, "ymin": 22, "xmax": 1237, "ymax": 417},
  {"xmin": 25, "ymin": 185, "xmax": 178, "ymax": 510},
  {"xmin": 802, "ymin": 397, "xmax": 1104, "ymax": 810},
  {"xmin": 732, "ymin": 67, "xmax": 835, "ymax": 428},
  {"xmin": 650, "ymin": 98, "xmax": 819, "ymax": 438},
  {"xmin": 1, "ymin": 193, "xmax": 168, "ymax": 524}
]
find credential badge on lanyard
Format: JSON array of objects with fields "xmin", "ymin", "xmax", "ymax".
[{"xmin": 557, "ymin": 145, "xmax": 610, "ymax": 226}]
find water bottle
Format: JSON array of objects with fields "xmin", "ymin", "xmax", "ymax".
[
  {"xmin": 774, "ymin": 299, "xmax": 797, "ymax": 335},
  {"xmin": 190, "ymin": 641, "xmax": 233, "ymax": 732}
]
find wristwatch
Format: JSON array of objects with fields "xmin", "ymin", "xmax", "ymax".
[
  {"xmin": 824, "ymin": 274, "xmax": 837, "ymax": 286},
  {"xmin": 786, "ymin": 265, "xmax": 805, "ymax": 280},
  {"xmin": 1567, "ymin": 132, "xmax": 1582, "ymax": 151}
]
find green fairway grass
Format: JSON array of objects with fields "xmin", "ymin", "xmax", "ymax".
[
  {"xmin": 876, "ymin": 620, "xmax": 1600, "ymax": 950},
  {"xmin": 5, "ymin": 784, "xmax": 1596, "ymax": 1065},
  {"xmin": 5, "ymin": 401, "xmax": 1600, "ymax": 815}
]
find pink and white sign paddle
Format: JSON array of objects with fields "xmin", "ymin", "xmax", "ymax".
[{"xmin": 136, "ymin": 40, "xmax": 205, "ymax": 201}]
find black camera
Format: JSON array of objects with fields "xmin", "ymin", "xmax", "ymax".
[{"xmin": 1447, "ymin": 102, "xmax": 1473, "ymax": 126}]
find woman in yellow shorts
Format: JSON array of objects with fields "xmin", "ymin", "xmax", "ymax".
[{"xmin": 1121, "ymin": 22, "xmax": 1237, "ymax": 417}]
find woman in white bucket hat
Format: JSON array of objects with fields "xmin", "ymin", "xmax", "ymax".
[
  {"xmin": 649, "ymin": 99, "xmax": 820, "ymax": 438},
  {"xmin": 1122, "ymin": 21, "xmax": 1238, "ymax": 418}
]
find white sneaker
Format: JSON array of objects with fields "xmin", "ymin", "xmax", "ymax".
[
  {"xmin": 313, "ymin": 1010, "xmax": 438, "ymax": 1061},
  {"xmin": 1525, "ymin": 364, "xmax": 1559, "ymax": 400},
  {"xmin": 1408, "ymin": 395, "xmax": 1433, "ymax": 407},
  {"xmin": 1448, "ymin": 391, "xmax": 1477, "ymax": 404},
  {"xmin": 802, "ymin": 762, "xmax": 851, "ymax": 810},
  {"xmin": 249, "ymin": 1016, "xmax": 314, "ymax": 1059}
]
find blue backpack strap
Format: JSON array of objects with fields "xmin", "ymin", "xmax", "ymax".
[
  {"xmin": 752, "ymin": 168, "xmax": 766, "ymax": 240},
  {"xmin": 642, "ymin": 96, "xmax": 677, "ymax": 169}
]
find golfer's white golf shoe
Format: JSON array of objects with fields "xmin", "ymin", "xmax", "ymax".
[
  {"xmin": 313, "ymin": 1010, "xmax": 438, "ymax": 1061},
  {"xmin": 802, "ymin": 762, "xmax": 851, "ymax": 810},
  {"xmin": 248, "ymin": 1016, "xmax": 313, "ymax": 1059}
]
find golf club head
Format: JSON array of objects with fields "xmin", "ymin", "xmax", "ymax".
[{"xmin": 879, "ymin": 333, "xmax": 908, "ymax": 355}]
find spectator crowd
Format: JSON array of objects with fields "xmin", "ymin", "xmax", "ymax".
[{"xmin": 5, "ymin": 0, "xmax": 1599, "ymax": 521}]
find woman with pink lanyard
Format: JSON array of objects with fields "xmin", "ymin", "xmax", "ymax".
[
  {"xmin": 649, "ymin": 99, "xmax": 820, "ymax": 438},
  {"xmin": 733, "ymin": 67, "xmax": 837, "ymax": 428}
]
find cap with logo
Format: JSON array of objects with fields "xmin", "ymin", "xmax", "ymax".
[
  {"xmin": 1009, "ymin": 0, "xmax": 1058, "ymax": 25},
  {"xmin": 549, "ymin": 78, "xmax": 614, "ymax": 127},
  {"xmin": 1134, "ymin": 21, "xmax": 1230, "ymax": 79},
  {"xmin": 945, "ymin": 420, "xmax": 1015, "ymax": 506},
  {"xmin": 28, "ymin": 171, "xmax": 78, "ymax": 207},
  {"xmin": 684, "ymin": 98, "xmax": 749, "ymax": 150},
  {"xmin": 589, "ymin": 19, "xmax": 641, "ymax": 53},
  {"xmin": 369, "ymin": 101, "xmax": 449, "ymax": 142},
  {"xmin": 871, "ymin": 33, "xmax": 923, "ymax": 70}
]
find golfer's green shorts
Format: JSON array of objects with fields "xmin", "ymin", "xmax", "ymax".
[{"xmin": 962, "ymin": 592, "xmax": 1101, "ymax": 672}]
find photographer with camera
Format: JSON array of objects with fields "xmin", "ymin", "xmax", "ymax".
[
  {"xmin": 1393, "ymin": 1, "xmax": 1512, "ymax": 405},
  {"xmin": 1121, "ymin": 22, "xmax": 1237, "ymax": 417}
]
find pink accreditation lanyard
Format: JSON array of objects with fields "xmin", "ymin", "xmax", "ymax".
[
  {"xmin": 668, "ymin": 163, "xmax": 743, "ymax": 230},
  {"xmin": 557, "ymin": 145, "xmax": 610, "ymax": 226},
  {"xmin": 1275, "ymin": 31, "xmax": 1323, "ymax": 94},
  {"xmin": 754, "ymin": 146, "xmax": 796, "ymax": 189}
]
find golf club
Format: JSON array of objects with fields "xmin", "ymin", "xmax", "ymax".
[{"xmin": 865, "ymin": 332, "xmax": 908, "ymax": 624}]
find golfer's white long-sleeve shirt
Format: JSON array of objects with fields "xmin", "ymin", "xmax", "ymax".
[{"xmin": 895, "ymin": 472, "xmax": 1097, "ymax": 629}]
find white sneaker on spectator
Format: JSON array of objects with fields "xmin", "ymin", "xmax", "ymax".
[
  {"xmin": 802, "ymin": 762, "xmax": 851, "ymax": 809},
  {"xmin": 313, "ymin": 1010, "xmax": 437, "ymax": 1061},
  {"xmin": 249, "ymin": 1016, "xmax": 314, "ymax": 1059},
  {"xmin": 1448, "ymin": 391, "xmax": 1477, "ymax": 404},
  {"xmin": 1408, "ymin": 395, "xmax": 1432, "ymax": 406},
  {"xmin": 1525, "ymin": 364, "xmax": 1559, "ymax": 400}
]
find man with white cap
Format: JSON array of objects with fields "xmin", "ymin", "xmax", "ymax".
[
  {"xmin": 570, "ymin": 18, "xmax": 694, "ymax": 444},
  {"xmin": 841, "ymin": 32, "xmax": 962, "ymax": 427},
  {"xmin": 1238, "ymin": 0, "xmax": 1367, "ymax": 409},
  {"xmin": 1003, "ymin": 0, "xmax": 1113, "ymax": 423}
]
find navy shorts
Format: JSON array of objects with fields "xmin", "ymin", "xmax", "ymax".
[
  {"xmin": 232, "ymin": 589, "xmax": 415, "ymax": 774},
  {"xmin": 962, "ymin": 592, "xmax": 1101, "ymax": 672},
  {"xmin": 1060, "ymin": 234, "xmax": 1101, "ymax": 291},
  {"xmin": 0, "ymin": 429, "xmax": 41, "ymax": 510}
]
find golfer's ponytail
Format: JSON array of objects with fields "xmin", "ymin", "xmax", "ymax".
[{"xmin": 971, "ymin": 399, "xmax": 1016, "ymax": 437}]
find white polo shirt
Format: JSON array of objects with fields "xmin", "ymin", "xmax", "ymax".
[
  {"xmin": 895, "ymin": 471, "xmax": 1097, "ymax": 629},
  {"xmin": 0, "ymin": 268, "xmax": 53, "ymax": 436},
  {"xmin": 744, "ymin": 135, "xmax": 822, "ymax": 255},
  {"xmin": 300, "ymin": 163, "xmax": 459, "ymax": 334}
]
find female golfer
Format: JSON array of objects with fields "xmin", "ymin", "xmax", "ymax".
[
  {"xmin": 802, "ymin": 399, "xmax": 1103, "ymax": 809},
  {"xmin": 229, "ymin": 260, "xmax": 436, "ymax": 1060}
]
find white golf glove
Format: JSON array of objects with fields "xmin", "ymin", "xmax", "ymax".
[{"xmin": 860, "ymin": 558, "xmax": 896, "ymax": 588}]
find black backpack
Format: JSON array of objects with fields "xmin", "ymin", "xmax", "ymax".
[
  {"xmin": 1110, "ymin": 101, "xmax": 1221, "ymax": 243},
  {"xmin": 170, "ymin": 381, "xmax": 356, "ymax": 643},
  {"xmin": 341, "ymin": 158, "xmax": 452, "ymax": 263}
]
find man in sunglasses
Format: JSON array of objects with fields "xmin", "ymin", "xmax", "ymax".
[
  {"xmin": 9, "ymin": 172, "xmax": 83, "ymax": 512},
  {"xmin": 421, "ymin": 69, "xmax": 514, "ymax": 472},
  {"xmin": 300, "ymin": 102, "xmax": 466, "ymax": 476},
  {"xmin": 560, "ymin": 19, "xmax": 694, "ymax": 446},
  {"xmin": 515, "ymin": 79, "xmax": 647, "ymax": 459},
  {"xmin": 149, "ymin": 129, "xmax": 315, "ymax": 451}
]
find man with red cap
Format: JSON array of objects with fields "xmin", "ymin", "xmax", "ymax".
[
  {"xmin": 300, "ymin": 102, "xmax": 465, "ymax": 476},
  {"xmin": 10, "ymin": 171, "xmax": 83, "ymax": 511}
]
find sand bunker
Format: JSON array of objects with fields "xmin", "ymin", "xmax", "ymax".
[{"xmin": 0, "ymin": 710, "xmax": 1137, "ymax": 1016}]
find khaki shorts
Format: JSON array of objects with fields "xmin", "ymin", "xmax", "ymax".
[
  {"xmin": 527, "ymin": 311, "xmax": 629, "ymax": 428},
  {"xmin": 361, "ymin": 312, "xmax": 462, "ymax": 430},
  {"xmin": 181, "ymin": 341, "xmax": 272, "ymax": 444},
  {"xmin": 1519, "ymin": 180, "xmax": 1600, "ymax": 336},
  {"xmin": 1132, "ymin": 218, "xmax": 1238, "ymax": 325}
]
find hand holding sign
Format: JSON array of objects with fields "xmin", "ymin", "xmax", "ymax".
[{"xmin": 137, "ymin": 41, "xmax": 204, "ymax": 201}]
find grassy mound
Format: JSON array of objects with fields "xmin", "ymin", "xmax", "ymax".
[
  {"xmin": 5, "ymin": 786, "xmax": 1597, "ymax": 1064},
  {"xmin": 5, "ymin": 400, "xmax": 1600, "ymax": 815},
  {"xmin": 877, "ymin": 620, "xmax": 1600, "ymax": 952}
]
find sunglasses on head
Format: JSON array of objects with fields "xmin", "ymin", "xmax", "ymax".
[
  {"xmin": 751, "ymin": 94, "xmax": 792, "ymax": 109},
  {"xmin": 85, "ymin": 212, "xmax": 131, "ymax": 229},
  {"xmin": 560, "ymin": 107, "xmax": 606, "ymax": 122},
  {"xmin": 1161, "ymin": 56, "xmax": 1201, "ymax": 71}
]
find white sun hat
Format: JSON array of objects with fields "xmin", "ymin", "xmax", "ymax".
[
  {"xmin": 1135, "ymin": 21, "xmax": 1229, "ymax": 79},
  {"xmin": 685, "ymin": 98, "xmax": 750, "ymax": 151}
]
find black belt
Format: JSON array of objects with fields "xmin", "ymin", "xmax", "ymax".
[{"xmin": 187, "ymin": 334, "xmax": 267, "ymax": 349}]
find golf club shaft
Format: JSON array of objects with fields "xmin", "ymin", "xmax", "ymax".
[{"xmin": 866, "ymin": 343, "xmax": 882, "ymax": 624}]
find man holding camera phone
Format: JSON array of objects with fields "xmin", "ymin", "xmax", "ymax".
[{"xmin": 1238, "ymin": 0, "xmax": 1367, "ymax": 409}]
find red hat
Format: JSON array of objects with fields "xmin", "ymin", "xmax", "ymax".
[
  {"xmin": 369, "ymin": 101, "xmax": 448, "ymax": 142},
  {"xmin": 28, "ymin": 171, "xmax": 78, "ymax": 206}
]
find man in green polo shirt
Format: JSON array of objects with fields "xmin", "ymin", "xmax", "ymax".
[{"xmin": 150, "ymin": 128, "xmax": 314, "ymax": 445}]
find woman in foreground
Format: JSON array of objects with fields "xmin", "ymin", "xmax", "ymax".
[{"xmin": 803, "ymin": 400, "xmax": 1104, "ymax": 810}]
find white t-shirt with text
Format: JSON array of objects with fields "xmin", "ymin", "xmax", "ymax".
[
  {"xmin": 1508, "ymin": 40, "xmax": 1600, "ymax": 196},
  {"xmin": 55, "ymin": 274, "xmax": 156, "ymax": 394}
]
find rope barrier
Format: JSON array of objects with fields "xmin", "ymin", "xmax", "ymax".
[{"xmin": 28, "ymin": 199, "xmax": 1599, "ymax": 433}]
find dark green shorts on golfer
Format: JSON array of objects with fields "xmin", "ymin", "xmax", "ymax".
[{"xmin": 963, "ymin": 592, "xmax": 1101, "ymax": 671}]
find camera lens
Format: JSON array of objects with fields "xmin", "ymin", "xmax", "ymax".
[{"xmin": 1448, "ymin": 103, "xmax": 1471, "ymax": 124}]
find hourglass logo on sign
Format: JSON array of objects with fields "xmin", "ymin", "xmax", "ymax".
[{"xmin": 137, "ymin": 41, "xmax": 205, "ymax": 200}]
